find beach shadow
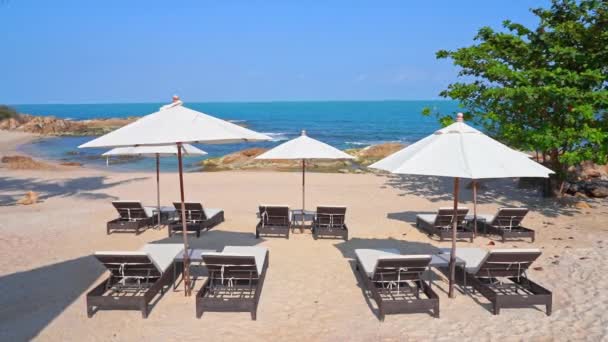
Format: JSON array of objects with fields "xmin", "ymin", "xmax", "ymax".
[
  {"xmin": 0, "ymin": 256, "xmax": 104, "ymax": 341},
  {"xmin": 0, "ymin": 176, "xmax": 147, "ymax": 206},
  {"xmin": 380, "ymin": 174, "xmax": 580, "ymax": 218},
  {"xmin": 334, "ymin": 238, "xmax": 443, "ymax": 320}
]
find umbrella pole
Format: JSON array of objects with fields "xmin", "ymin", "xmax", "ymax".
[
  {"xmin": 302, "ymin": 159, "xmax": 305, "ymax": 227},
  {"xmin": 473, "ymin": 179, "xmax": 477, "ymax": 237},
  {"xmin": 177, "ymin": 143, "xmax": 191, "ymax": 296},
  {"xmin": 156, "ymin": 153, "xmax": 161, "ymax": 228},
  {"xmin": 449, "ymin": 177, "xmax": 460, "ymax": 298}
]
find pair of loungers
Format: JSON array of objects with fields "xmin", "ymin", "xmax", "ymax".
[
  {"xmin": 255, "ymin": 205, "xmax": 348, "ymax": 240},
  {"xmin": 416, "ymin": 207, "xmax": 535, "ymax": 242},
  {"xmin": 354, "ymin": 247, "xmax": 551, "ymax": 320},
  {"xmin": 88, "ymin": 244, "xmax": 268, "ymax": 320},
  {"xmin": 107, "ymin": 201, "xmax": 224, "ymax": 237}
]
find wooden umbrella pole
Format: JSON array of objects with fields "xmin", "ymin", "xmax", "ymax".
[
  {"xmin": 177, "ymin": 143, "xmax": 191, "ymax": 296},
  {"xmin": 449, "ymin": 177, "xmax": 460, "ymax": 298},
  {"xmin": 156, "ymin": 153, "xmax": 161, "ymax": 228},
  {"xmin": 472, "ymin": 179, "xmax": 478, "ymax": 237}
]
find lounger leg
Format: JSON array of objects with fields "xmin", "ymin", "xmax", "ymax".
[
  {"xmin": 493, "ymin": 302, "xmax": 500, "ymax": 315},
  {"xmin": 434, "ymin": 302, "xmax": 440, "ymax": 318},
  {"xmin": 546, "ymin": 302, "xmax": 552, "ymax": 316},
  {"xmin": 255, "ymin": 229, "xmax": 260, "ymax": 239},
  {"xmin": 378, "ymin": 306, "xmax": 385, "ymax": 322},
  {"xmin": 251, "ymin": 310, "xmax": 257, "ymax": 321},
  {"xmin": 141, "ymin": 304, "xmax": 148, "ymax": 319},
  {"xmin": 502, "ymin": 235, "xmax": 506, "ymax": 243},
  {"xmin": 87, "ymin": 305, "xmax": 94, "ymax": 318}
]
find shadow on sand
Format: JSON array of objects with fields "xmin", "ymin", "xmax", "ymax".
[
  {"xmin": 0, "ymin": 176, "xmax": 148, "ymax": 206},
  {"xmin": 0, "ymin": 256, "xmax": 104, "ymax": 341},
  {"xmin": 380, "ymin": 174, "xmax": 580, "ymax": 218}
]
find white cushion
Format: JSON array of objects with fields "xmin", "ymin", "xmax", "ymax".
[
  {"xmin": 202, "ymin": 246, "xmax": 268, "ymax": 275},
  {"xmin": 465, "ymin": 214, "xmax": 494, "ymax": 222},
  {"xmin": 139, "ymin": 243, "xmax": 184, "ymax": 273},
  {"xmin": 203, "ymin": 208, "xmax": 223, "ymax": 219},
  {"xmin": 142, "ymin": 206, "xmax": 156, "ymax": 218},
  {"xmin": 489, "ymin": 248, "xmax": 541, "ymax": 254},
  {"xmin": 416, "ymin": 214, "xmax": 437, "ymax": 225},
  {"xmin": 354, "ymin": 249, "xmax": 400, "ymax": 277},
  {"xmin": 438, "ymin": 248, "xmax": 489, "ymax": 274}
]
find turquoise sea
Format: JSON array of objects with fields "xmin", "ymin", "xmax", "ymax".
[{"xmin": 14, "ymin": 101, "xmax": 460, "ymax": 171}]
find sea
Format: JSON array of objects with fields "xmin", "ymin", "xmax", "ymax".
[{"xmin": 13, "ymin": 101, "xmax": 460, "ymax": 172}]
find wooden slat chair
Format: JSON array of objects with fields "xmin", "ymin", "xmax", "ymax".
[
  {"xmin": 197, "ymin": 246, "xmax": 269, "ymax": 320},
  {"xmin": 107, "ymin": 201, "xmax": 155, "ymax": 235},
  {"xmin": 354, "ymin": 249, "xmax": 439, "ymax": 320},
  {"xmin": 87, "ymin": 243, "xmax": 183, "ymax": 318},
  {"xmin": 416, "ymin": 207, "xmax": 474, "ymax": 242},
  {"xmin": 256, "ymin": 205, "xmax": 291, "ymax": 239},
  {"xmin": 456, "ymin": 249, "xmax": 552, "ymax": 315},
  {"xmin": 478, "ymin": 208, "xmax": 535, "ymax": 242},
  {"xmin": 169, "ymin": 202, "xmax": 224, "ymax": 238},
  {"xmin": 313, "ymin": 206, "xmax": 348, "ymax": 240}
]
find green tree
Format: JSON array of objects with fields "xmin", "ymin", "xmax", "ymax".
[
  {"xmin": 426, "ymin": 0, "xmax": 608, "ymax": 183},
  {"xmin": 0, "ymin": 105, "xmax": 18, "ymax": 120}
]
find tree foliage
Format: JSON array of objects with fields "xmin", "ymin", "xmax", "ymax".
[
  {"xmin": 0, "ymin": 105, "xmax": 18, "ymax": 120},
  {"xmin": 426, "ymin": 0, "xmax": 608, "ymax": 177}
]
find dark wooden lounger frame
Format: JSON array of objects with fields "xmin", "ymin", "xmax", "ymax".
[
  {"xmin": 87, "ymin": 253, "xmax": 177, "ymax": 318},
  {"xmin": 355, "ymin": 256, "xmax": 439, "ymax": 320},
  {"xmin": 456, "ymin": 250, "xmax": 551, "ymax": 315},
  {"xmin": 480, "ymin": 208, "xmax": 535, "ymax": 242},
  {"xmin": 196, "ymin": 251, "xmax": 269, "ymax": 320},
  {"xmin": 169, "ymin": 202, "xmax": 224, "ymax": 238},
  {"xmin": 416, "ymin": 208, "xmax": 473, "ymax": 242},
  {"xmin": 312, "ymin": 206, "xmax": 348, "ymax": 240},
  {"xmin": 256, "ymin": 206, "xmax": 290, "ymax": 239},
  {"xmin": 107, "ymin": 201, "xmax": 155, "ymax": 235}
]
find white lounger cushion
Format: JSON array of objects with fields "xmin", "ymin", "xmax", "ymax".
[
  {"xmin": 202, "ymin": 246, "xmax": 268, "ymax": 274},
  {"xmin": 203, "ymin": 208, "xmax": 223, "ymax": 219},
  {"xmin": 355, "ymin": 249, "xmax": 431, "ymax": 278},
  {"xmin": 439, "ymin": 248, "xmax": 541, "ymax": 274},
  {"xmin": 417, "ymin": 214, "xmax": 438, "ymax": 226},
  {"xmin": 94, "ymin": 243, "xmax": 184, "ymax": 274}
]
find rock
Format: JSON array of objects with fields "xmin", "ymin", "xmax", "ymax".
[
  {"xmin": 338, "ymin": 169, "xmax": 349, "ymax": 174},
  {"xmin": 1, "ymin": 155, "xmax": 54, "ymax": 170},
  {"xmin": 60, "ymin": 162, "xmax": 82, "ymax": 167},
  {"xmin": 16, "ymin": 191, "xmax": 39, "ymax": 205},
  {"xmin": 0, "ymin": 113, "xmax": 138, "ymax": 136},
  {"xmin": 574, "ymin": 201, "xmax": 592, "ymax": 209},
  {"xmin": 345, "ymin": 143, "xmax": 404, "ymax": 166}
]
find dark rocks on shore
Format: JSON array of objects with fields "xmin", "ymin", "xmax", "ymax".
[{"xmin": 564, "ymin": 180, "xmax": 608, "ymax": 198}]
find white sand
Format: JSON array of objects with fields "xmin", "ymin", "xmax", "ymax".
[{"xmin": 0, "ymin": 131, "xmax": 607, "ymax": 341}]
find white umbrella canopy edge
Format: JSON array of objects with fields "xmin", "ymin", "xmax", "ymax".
[
  {"xmin": 369, "ymin": 113, "xmax": 553, "ymax": 298},
  {"xmin": 103, "ymin": 144, "xmax": 208, "ymax": 227},
  {"xmin": 255, "ymin": 130, "xmax": 355, "ymax": 214},
  {"xmin": 79, "ymin": 99, "xmax": 272, "ymax": 296}
]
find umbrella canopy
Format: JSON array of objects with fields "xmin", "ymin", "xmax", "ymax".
[
  {"xmin": 79, "ymin": 104, "xmax": 270, "ymax": 148},
  {"xmin": 102, "ymin": 144, "xmax": 207, "ymax": 157},
  {"xmin": 369, "ymin": 113, "xmax": 553, "ymax": 298},
  {"xmin": 103, "ymin": 144, "xmax": 207, "ymax": 228},
  {"xmin": 255, "ymin": 130, "xmax": 354, "ymax": 215},
  {"xmin": 370, "ymin": 120, "xmax": 553, "ymax": 178},
  {"xmin": 79, "ymin": 99, "xmax": 271, "ymax": 296}
]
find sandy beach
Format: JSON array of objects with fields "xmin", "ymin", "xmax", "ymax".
[{"xmin": 1, "ymin": 131, "xmax": 607, "ymax": 341}]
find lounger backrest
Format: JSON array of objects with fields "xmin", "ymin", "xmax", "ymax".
[
  {"xmin": 316, "ymin": 206, "xmax": 346, "ymax": 227},
  {"xmin": 173, "ymin": 202, "xmax": 207, "ymax": 221},
  {"xmin": 202, "ymin": 254, "xmax": 259, "ymax": 280},
  {"xmin": 435, "ymin": 208, "xmax": 469, "ymax": 228},
  {"xmin": 94, "ymin": 252, "xmax": 162, "ymax": 279},
  {"xmin": 473, "ymin": 249, "xmax": 541, "ymax": 278},
  {"xmin": 371, "ymin": 256, "xmax": 432, "ymax": 282},
  {"xmin": 112, "ymin": 201, "xmax": 149, "ymax": 220},
  {"xmin": 259, "ymin": 205, "xmax": 289, "ymax": 226},
  {"xmin": 491, "ymin": 208, "xmax": 529, "ymax": 228}
]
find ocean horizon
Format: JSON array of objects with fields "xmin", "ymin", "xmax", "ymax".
[{"xmin": 14, "ymin": 100, "xmax": 461, "ymax": 171}]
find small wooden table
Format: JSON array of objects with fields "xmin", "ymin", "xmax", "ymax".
[{"xmin": 290, "ymin": 209, "xmax": 316, "ymax": 230}]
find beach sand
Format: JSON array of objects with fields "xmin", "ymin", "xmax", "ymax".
[{"xmin": 0, "ymin": 131, "xmax": 607, "ymax": 341}]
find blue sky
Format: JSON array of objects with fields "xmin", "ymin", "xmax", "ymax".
[{"xmin": 0, "ymin": 0, "xmax": 548, "ymax": 104}]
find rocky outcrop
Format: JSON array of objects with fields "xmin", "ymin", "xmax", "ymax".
[
  {"xmin": 1, "ymin": 155, "xmax": 55, "ymax": 170},
  {"xmin": 345, "ymin": 143, "xmax": 404, "ymax": 166},
  {"xmin": 564, "ymin": 179, "xmax": 608, "ymax": 198},
  {"xmin": 0, "ymin": 114, "xmax": 138, "ymax": 136},
  {"xmin": 17, "ymin": 191, "xmax": 39, "ymax": 205}
]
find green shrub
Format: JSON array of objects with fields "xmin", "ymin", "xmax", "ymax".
[{"xmin": 0, "ymin": 105, "xmax": 18, "ymax": 120}]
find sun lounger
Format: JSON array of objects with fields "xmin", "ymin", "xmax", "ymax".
[
  {"xmin": 439, "ymin": 248, "xmax": 551, "ymax": 315},
  {"xmin": 313, "ymin": 205, "xmax": 348, "ymax": 240},
  {"xmin": 416, "ymin": 207, "xmax": 474, "ymax": 242},
  {"xmin": 107, "ymin": 200, "xmax": 156, "ymax": 235},
  {"xmin": 87, "ymin": 243, "xmax": 184, "ymax": 318},
  {"xmin": 196, "ymin": 246, "xmax": 269, "ymax": 320},
  {"xmin": 354, "ymin": 249, "xmax": 439, "ymax": 320},
  {"xmin": 477, "ymin": 208, "xmax": 535, "ymax": 242},
  {"xmin": 169, "ymin": 202, "xmax": 224, "ymax": 238},
  {"xmin": 256, "ymin": 205, "xmax": 291, "ymax": 239}
]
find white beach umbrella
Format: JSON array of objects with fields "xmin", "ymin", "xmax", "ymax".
[
  {"xmin": 370, "ymin": 113, "xmax": 553, "ymax": 297},
  {"xmin": 255, "ymin": 130, "xmax": 354, "ymax": 213},
  {"xmin": 80, "ymin": 98, "xmax": 271, "ymax": 295},
  {"xmin": 103, "ymin": 144, "xmax": 207, "ymax": 227}
]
